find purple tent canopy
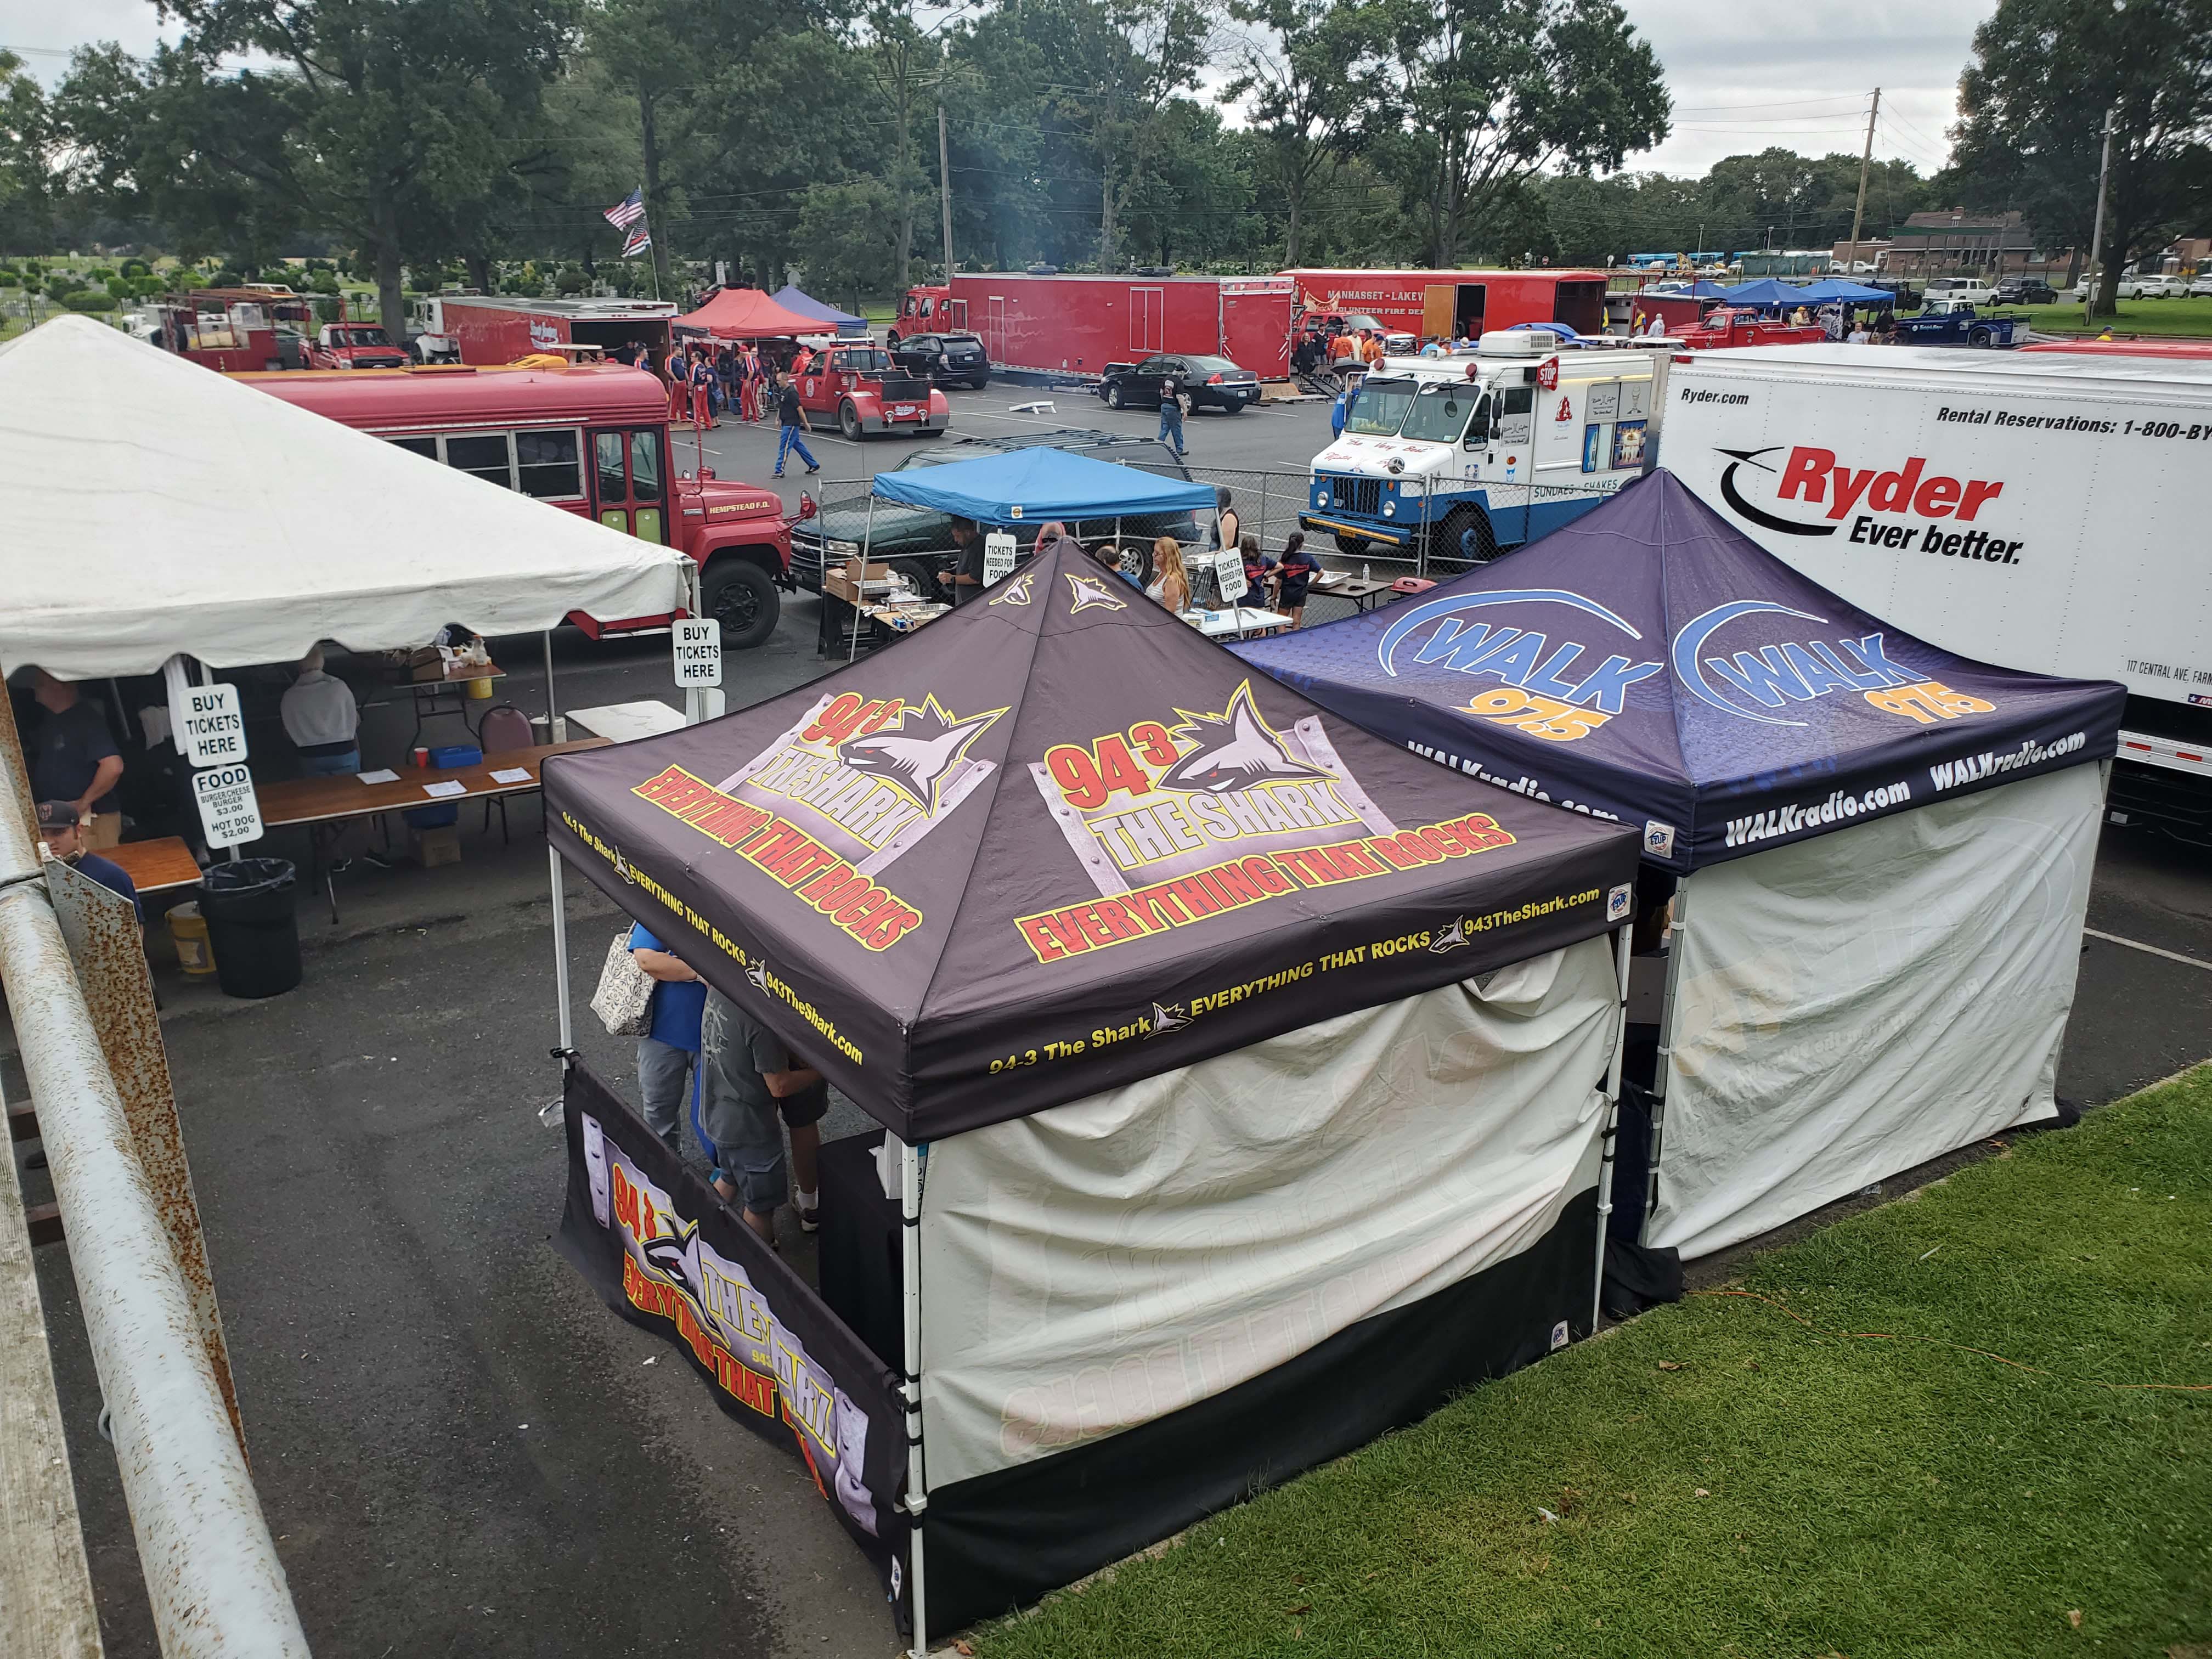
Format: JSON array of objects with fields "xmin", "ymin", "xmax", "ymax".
[
  {"xmin": 771, "ymin": 283, "xmax": 868, "ymax": 336},
  {"xmin": 1235, "ymin": 471, "xmax": 2123, "ymax": 871}
]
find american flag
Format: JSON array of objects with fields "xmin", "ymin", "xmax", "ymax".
[
  {"xmin": 603, "ymin": 188, "xmax": 646, "ymax": 229},
  {"xmin": 622, "ymin": 221, "xmax": 652, "ymax": 257}
]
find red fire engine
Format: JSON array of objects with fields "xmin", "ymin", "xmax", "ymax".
[
  {"xmin": 790, "ymin": 341, "xmax": 950, "ymax": 439},
  {"xmin": 893, "ymin": 273, "xmax": 1295, "ymax": 380},
  {"xmin": 243, "ymin": 363, "xmax": 792, "ymax": 647},
  {"xmin": 1667, "ymin": 307, "xmax": 1827, "ymax": 349}
]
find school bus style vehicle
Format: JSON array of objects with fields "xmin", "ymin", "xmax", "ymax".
[{"xmin": 246, "ymin": 362, "xmax": 793, "ymax": 647}]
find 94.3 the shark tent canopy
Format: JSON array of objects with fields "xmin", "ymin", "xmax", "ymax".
[{"xmin": 543, "ymin": 539, "xmax": 1640, "ymax": 1142}]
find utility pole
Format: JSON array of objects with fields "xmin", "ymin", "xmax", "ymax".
[
  {"xmin": 1849, "ymin": 87, "xmax": 1880, "ymax": 268},
  {"xmin": 2086, "ymin": 106, "xmax": 2116, "ymax": 314},
  {"xmin": 938, "ymin": 102, "xmax": 956, "ymax": 282}
]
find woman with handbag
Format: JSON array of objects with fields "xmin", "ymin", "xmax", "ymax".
[{"xmin": 622, "ymin": 924, "xmax": 708, "ymax": 1156}]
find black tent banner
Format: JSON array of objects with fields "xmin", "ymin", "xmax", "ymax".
[
  {"xmin": 543, "ymin": 542, "xmax": 1643, "ymax": 1141},
  {"xmin": 556, "ymin": 1063, "xmax": 912, "ymax": 1629}
]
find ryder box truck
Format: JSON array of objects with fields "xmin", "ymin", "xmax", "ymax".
[{"xmin": 1656, "ymin": 343, "xmax": 2212, "ymax": 839}]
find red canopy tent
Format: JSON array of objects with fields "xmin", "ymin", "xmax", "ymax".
[{"xmin": 672, "ymin": 286, "xmax": 826, "ymax": 338}]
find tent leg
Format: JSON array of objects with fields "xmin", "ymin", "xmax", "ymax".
[
  {"xmin": 549, "ymin": 845, "xmax": 574, "ymax": 1055},
  {"xmin": 1645, "ymin": 878, "xmax": 1691, "ymax": 1239},
  {"xmin": 853, "ymin": 496, "xmax": 877, "ymax": 663},
  {"xmin": 1593, "ymin": 923, "xmax": 1633, "ymax": 1334},
  {"xmin": 897, "ymin": 1133, "xmax": 929, "ymax": 1657},
  {"xmin": 543, "ymin": 629, "xmax": 565, "ymax": 743}
]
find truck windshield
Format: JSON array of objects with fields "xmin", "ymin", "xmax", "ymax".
[
  {"xmin": 1398, "ymin": 382, "xmax": 1478, "ymax": 443},
  {"xmin": 1346, "ymin": 377, "xmax": 1415, "ymax": 435}
]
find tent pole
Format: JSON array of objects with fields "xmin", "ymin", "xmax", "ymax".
[
  {"xmin": 898, "ymin": 1133, "xmax": 929, "ymax": 1658},
  {"xmin": 853, "ymin": 496, "xmax": 877, "ymax": 664},
  {"xmin": 1592, "ymin": 923, "xmax": 1633, "ymax": 1334},
  {"xmin": 198, "ymin": 660, "xmax": 239, "ymax": 864},
  {"xmin": 543, "ymin": 629, "xmax": 565, "ymax": 743},
  {"xmin": 548, "ymin": 845, "xmax": 574, "ymax": 1054},
  {"xmin": 1645, "ymin": 878, "xmax": 1691, "ymax": 1238}
]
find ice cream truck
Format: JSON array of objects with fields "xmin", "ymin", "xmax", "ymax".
[{"xmin": 1302, "ymin": 334, "xmax": 1660, "ymax": 568}]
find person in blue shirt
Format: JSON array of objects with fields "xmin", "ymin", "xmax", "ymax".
[
  {"xmin": 1330, "ymin": 379, "xmax": 1361, "ymax": 436},
  {"xmin": 630, "ymin": 923, "xmax": 708, "ymax": 1157},
  {"xmin": 36, "ymin": 800, "xmax": 141, "ymax": 920}
]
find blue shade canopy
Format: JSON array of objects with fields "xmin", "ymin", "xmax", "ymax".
[
  {"xmin": 771, "ymin": 283, "xmax": 869, "ymax": 334},
  {"xmin": 1643, "ymin": 280, "xmax": 1733, "ymax": 298},
  {"xmin": 869, "ymin": 446, "xmax": 1221, "ymax": 524},
  {"xmin": 1234, "ymin": 471, "xmax": 2123, "ymax": 871},
  {"xmin": 1717, "ymin": 278, "xmax": 1815, "ymax": 307},
  {"xmin": 1796, "ymin": 278, "xmax": 1895, "ymax": 303}
]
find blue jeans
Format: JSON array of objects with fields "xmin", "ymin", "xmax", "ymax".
[
  {"xmin": 775, "ymin": 424, "xmax": 817, "ymax": 473},
  {"xmin": 635, "ymin": 1036, "xmax": 698, "ymax": 1154},
  {"xmin": 299, "ymin": 748, "xmax": 360, "ymax": 777},
  {"xmin": 1157, "ymin": 401, "xmax": 1186, "ymax": 453}
]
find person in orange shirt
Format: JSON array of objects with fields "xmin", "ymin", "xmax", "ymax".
[{"xmin": 1361, "ymin": 331, "xmax": 1383, "ymax": 364}]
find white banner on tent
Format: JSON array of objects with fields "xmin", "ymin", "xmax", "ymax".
[
  {"xmin": 1647, "ymin": 763, "xmax": 2102, "ymax": 1257},
  {"xmin": 917, "ymin": 938, "xmax": 1618, "ymax": 1488}
]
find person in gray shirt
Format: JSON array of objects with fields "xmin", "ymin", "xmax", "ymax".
[{"xmin": 699, "ymin": 989, "xmax": 827, "ymax": 1244}]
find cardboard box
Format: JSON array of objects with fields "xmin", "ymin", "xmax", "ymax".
[{"xmin": 411, "ymin": 825, "xmax": 462, "ymax": 868}]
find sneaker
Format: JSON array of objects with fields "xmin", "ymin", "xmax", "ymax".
[
  {"xmin": 771, "ymin": 470, "xmax": 785, "ymax": 478},
  {"xmin": 805, "ymin": 464, "xmax": 821, "ymax": 475},
  {"xmin": 796, "ymin": 1199, "xmax": 820, "ymax": 1234},
  {"xmin": 326, "ymin": 857, "xmax": 353, "ymax": 875},
  {"xmin": 360, "ymin": 850, "xmax": 397, "ymax": 870}
]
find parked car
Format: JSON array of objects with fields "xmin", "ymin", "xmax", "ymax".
[
  {"xmin": 2191, "ymin": 273, "xmax": 2212, "ymax": 298},
  {"xmin": 786, "ymin": 430, "xmax": 1205, "ymax": 595},
  {"xmin": 1889, "ymin": 300, "xmax": 2021, "ymax": 348},
  {"xmin": 1993, "ymin": 278, "xmax": 2058, "ymax": 306},
  {"xmin": 1921, "ymin": 277, "xmax": 1998, "ymax": 307},
  {"xmin": 2121, "ymin": 273, "xmax": 2190, "ymax": 298},
  {"xmin": 1097, "ymin": 353, "xmax": 1261, "ymax": 415},
  {"xmin": 306, "ymin": 322, "xmax": 411, "ymax": 370},
  {"xmin": 888, "ymin": 331, "xmax": 991, "ymax": 389}
]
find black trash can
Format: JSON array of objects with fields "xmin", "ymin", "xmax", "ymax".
[{"xmin": 197, "ymin": 857, "xmax": 302, "ymax": 999}]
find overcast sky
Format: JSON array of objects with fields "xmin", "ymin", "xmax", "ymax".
[{"xmin": 3, "ymin": 0, "xmax": 1990, "ymax": 180}]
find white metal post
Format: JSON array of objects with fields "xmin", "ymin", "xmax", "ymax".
[
  {"xmin": 1644, "ymin": 878, "xmax": 1691, "ymax": 1236},
  {"xmin": 851, "ymin": 496, "xmax": 878, "ymax": 663},
  {"xmin": 549, "ymin": 845, "xmax": 574, "ymax": 1053},
  {"xmin": 1591, "ymin": 923, "xmax": 1632, "ymax": 1333},
  {"xmin": 897, "ymin": 1134, "xmax": 929, "ymax": 1658},
  {"xmin": 542, "ymin": 629, "xmax": 565, "ymax": 743}
]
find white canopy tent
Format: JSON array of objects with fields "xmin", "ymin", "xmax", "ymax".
[{"xmin": 0, "ymin": 315, "xmax": 689, "ymax": 680}]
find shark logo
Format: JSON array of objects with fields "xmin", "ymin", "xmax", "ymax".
[
  {"xmin": 743, "ymin": 959, "xmax": 767, "ymax": 992},
  {"xmin": 988, "ymin": 569, "xmax": 1036, "ymax": 607},
  {"xmin": 836, "ymin": 692, "xmax": 1005, "ymax": 814},
  {"xmin": 1147, "ymin": 1001, "xmax": 1192, "ymax": 1037},
  {"xmin": 1430, "ymin": 916, "xmax": 1471, "ymax": 953},
  {"xmin": 1158, "ymin": 681, "xmax": 1328, "ymax": 795},
  {"xmin": 1714, "ymin": 446, "xmax": 1837, "ymax": 538},
  {"xmin": 612, "ymin": 848, "xmax": 637, "ymax": 885},
  {"xmin": 1064, "ymin": 572, "xmax": 1128, "ymax": 614}
]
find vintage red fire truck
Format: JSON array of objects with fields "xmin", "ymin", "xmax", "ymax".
[
  {"xmin": 893, "ymin": 273, "xmax": 1295, "ymax": 380},
  {"xmin": 790, "ymin": 340, "xmax": 950, "ymax": 439},
  {"xmin": 1667, "ymin": 307, "xmax": 1827, "ymax": 349},
  {"xmin": 243, "ymin": 363, "xmax": 793, "ymax": 647},
  {"xmin": 306, "ymin": 321, "xmax": 413, "ymax": 370}
]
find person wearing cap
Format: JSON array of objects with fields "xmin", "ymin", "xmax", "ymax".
[
  {"xmin": 36, "ymin": 800, "xmax": 142, "ymax": 920},
  {"xmin": 28, "ymin": 669, "xmax": 125, "ymax": 851}
]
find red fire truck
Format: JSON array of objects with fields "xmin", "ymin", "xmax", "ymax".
[
  {"xmin": 1667, "ymin": 306, "xmax": 1827, "ymax": 349},
  {"xmin": 892, "ymin": 273, "xmax": 1295, "ymax": 380},
  {"xmin": 1283, "ymin": 269, "xmax": 1612, "ymax": 343},
  {"xmin": 433, "ymin": 296, "xmax": 680, "ymax": 370},
  {"xmin": 243, "ymin": 363, "xmax": 793, "ymax": 647},
  {"xmin": 790, "ymin": 341, "xmax": 950, "ymax": 439}
]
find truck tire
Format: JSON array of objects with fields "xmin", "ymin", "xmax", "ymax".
[
  {"xmin": 1105, "ymin": 383, "xmax": 1125, "ymax": 410},
  {"xmin": 1968, "ymin": 327, "xmax": 1992, "ymax": 348},
  {"xmin": 839, "ymin": 399, "xmax": 864, "ymax": 441},
  {"xmin": 885, "ymin": 331, "xmax": 901, "ymax": 349},
  {"xmin": 1423, "ymin": 505, "xmax": 1496, "ymax": 573},
  {"xmin": 703, "ymin": 557, "xmax": 780, "ymax": 650}
]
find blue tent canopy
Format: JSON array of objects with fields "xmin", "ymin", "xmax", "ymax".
[
  {"xmin": 1232, "ymin": 471, "xmax": 2123, "ymax": 871},
  {"xmin": 771, "ymin": 283, "xmax": 869, "ymax": 336},
  {"xmin": 1652, "ymin": 280, "xmax": 1734, "ymax": 298},
  {"xmin": 869, "ymin": 445, "xmax": 1221, "ymax": 525},
  {"xmin": 1716, "ymin": 278, "xmax": 1813, "ymax": 308},
  {"xmin": 1795, "ymin": 277, "xmax": 1894, "ymax": 303}
]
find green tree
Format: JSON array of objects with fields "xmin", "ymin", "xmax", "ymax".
[
  {"xmin": 1378, "ymin": 0, "xmax": 1669, "ymax": 267},
  {"xmin": 0, "ymin": 49, "xmax": 66, "ymax": 256},
  {"xmin": 1949, "ymin": 0, "xmax": 2212, "ymax": 317},
  {"xmin": 60, "ymin": 3, "xmax": 574, "ymax": 338},
  {"xmin": 794, "ymin": 176, "xmax": 901, "ymax": 309}
]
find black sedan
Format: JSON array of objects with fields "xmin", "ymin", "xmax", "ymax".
[
  {"xmin": 1994, "ymin": 279, "xmax": 2058, "ymax": 306},
  {"xmin": 1097, "ymin": 353, "xmax": 1261, "ymax": 415},
  {"xmin": 888, "ymin": 332, "xmax": 990, "ymax": 388}
]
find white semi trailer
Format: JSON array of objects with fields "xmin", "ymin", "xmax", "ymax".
[{"xmin": 1655, "ymin": 342, "xmax": 2212, "ymax": 840}]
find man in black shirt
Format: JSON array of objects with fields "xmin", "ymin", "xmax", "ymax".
[
  {"xmin": 936, "ymin": 517, "xmax": 986, "ymax": 606},
  {"xmin": 29, "ymin": 670, "xmax": 124, "ymax": 850},
  {"xmin": 772, "ymin": 372, "xmax": 821, "ymax": 477}
]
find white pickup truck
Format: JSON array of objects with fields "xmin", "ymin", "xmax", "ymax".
[{"xmin": 1920, "ymin": 277, "xmax": 1999, "ymax": 307}]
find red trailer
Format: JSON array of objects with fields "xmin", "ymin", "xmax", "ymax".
[
  {"xmin": 894, "ymin": 273, "xmax": 1295, "ymax": 380},
  {"xmin": 436, "ymin": 296, "xmax": 680, "ymax": 369},
  {"xmin": 1283, "ymin": 268, "xmax": 1611, "ymax": 343}
]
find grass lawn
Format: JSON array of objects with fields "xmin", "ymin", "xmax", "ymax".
[
  {"xmin": 2010, "ymin": 297, "xmax": 2212, "ymax": 338},
  {"xmin": 969, "ymin": 1066, "xmax": 2212, "ymax": 1659}
]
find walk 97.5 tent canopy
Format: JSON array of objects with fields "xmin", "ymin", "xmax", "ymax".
[
  {"xmin": 0, "ymin": 315, "xmax": 690, "ymax": 679},
  {"xmin": 771, "ymin": 283, "xmax": 868, "ymax": 336},
  {"xmin": 1238, "ymin": 470, "xmax": 2123, "ymax": 1260},
  {"xmin": 670, "ymin": 285, "xmax": 823, "ymax": 340},
  {"xmin": 543, "ymin": 537, "xmax": 1641, "ymax": 1648}
]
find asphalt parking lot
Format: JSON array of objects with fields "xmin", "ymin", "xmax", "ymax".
[{"xmin": 13, "ymin": 384, "xmax": 2211, "ymax": 1656}]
